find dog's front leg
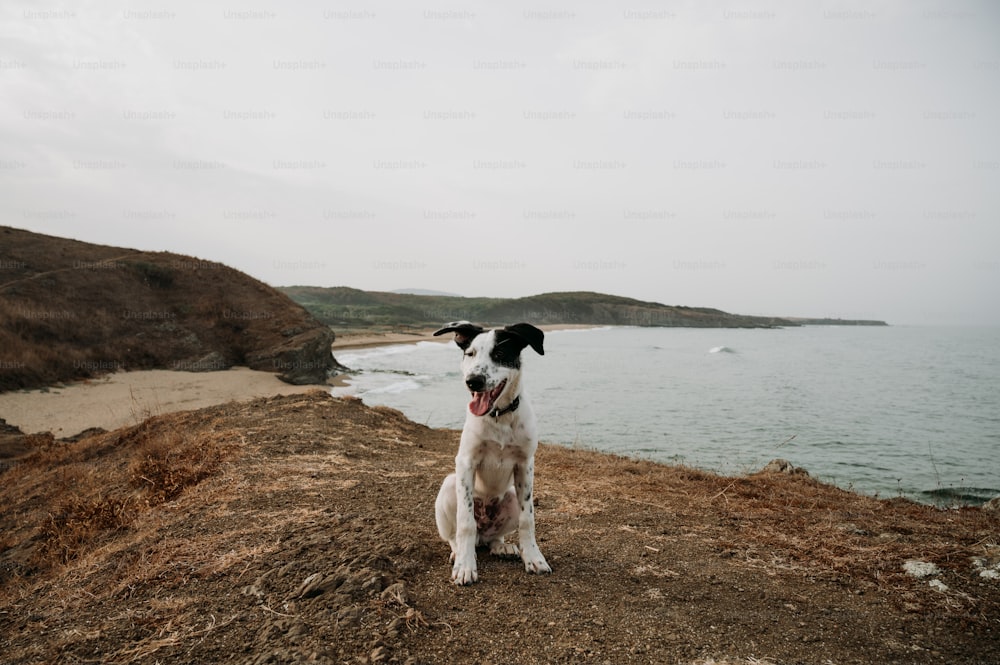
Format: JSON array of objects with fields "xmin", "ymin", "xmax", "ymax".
[
  {"xmin": 514, "ymin": 460, "xmax": 551, "ymax": 574},
  {"xmin": 451, "ymin": 458, "xmax": 479, "ymax": 585}
]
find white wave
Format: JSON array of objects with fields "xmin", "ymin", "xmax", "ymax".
[
  {"xmin": 336, "ymin": 339, "xmax": 450, "ymax": 366},
  {"xmin": 547, "ymin": 326, "xmax": 615, "ymax": 335},
  {"xmin": 335, "ymin": 344, "xmax": 424, "ymax": 366},
  {"xmin": 415, "ymin": 340, "xmax": 451, "ymax": 350},
  {"xmin": 362, "ymin": 378, "xmax": 423, "ymax": 395},
  {"xmin": 709, "ymin": 346, "xmax": 736, "ymax": 354}
]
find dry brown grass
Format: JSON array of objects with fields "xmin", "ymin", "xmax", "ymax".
[
  {"xmin": 709, "ymin": 471, "xmax": 999, "ymax": 590},
  {"xmin": 3, "ymin": 414, "xmax": 242, "ymax": 573},
  {"xmin": 2, "ymin": 393, "xmax": 997, "ymax": 664},
  {"xmin": 128, "ymin": 425, "xmax": 234, "ymax": 505},
  {"xmin": 37, "ymin": 495, "xmax": 137, "ymax": 565}
]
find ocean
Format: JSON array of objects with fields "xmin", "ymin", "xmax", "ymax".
[{"xmin": 332, "ymin": 326, "xmax": 1000, "ymax": 506}]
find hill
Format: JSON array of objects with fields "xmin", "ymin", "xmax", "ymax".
[
  {"xmin": 785, "ymin": 317, "xmax": 889, "ymax": 326},
  {"xmin": 1, "ymin": 392, "xmax": 996, "ymax": 664},
  {"xmin": 278, "ymin": 287, "xmax": 805, "ymax": 330},
  {"xmin": 0, "ymin": 226, "xmax": 335, "ymax": 391}
]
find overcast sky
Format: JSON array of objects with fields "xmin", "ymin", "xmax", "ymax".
[{"xmin": 2, "ymin": 1, "xmax": 998, "ymax": 325}]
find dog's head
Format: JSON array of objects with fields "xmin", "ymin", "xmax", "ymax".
[{"xmin": 433, "ymin": 321, "xmax": 544, "ymax": 417}]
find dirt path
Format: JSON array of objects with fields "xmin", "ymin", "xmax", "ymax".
[{"xmin": 1, "ymin": 392, "xmax": 997, "ymax": 664}]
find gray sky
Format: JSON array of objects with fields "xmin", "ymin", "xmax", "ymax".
[{"xmin": 2, "ymin": 1, "xmax": 998, "ymax": 325}]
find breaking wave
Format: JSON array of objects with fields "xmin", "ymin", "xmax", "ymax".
[{"xmin": 361, "ymin": 378, "xmax": 426, "ymax": 396}]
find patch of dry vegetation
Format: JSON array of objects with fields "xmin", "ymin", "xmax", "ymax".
[
  {"xmin": 3, "ymin": 413, "xmax": 242, "ymax": 575},
  {"xmin": 542, "ymin": 450, "xmax": 1000, "ymax": 615},
  {"xmin": 717, "ymin": 473, "xmax": 998, "ymax": 610},
  {"xmin": 128, "ymin": 423, "xmax": 236, "ymax": 505}
]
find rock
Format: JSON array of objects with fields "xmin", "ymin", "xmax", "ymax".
[
  {"xmin": 982, "ymin": 497, "xmax": 1000, "ymax": 513},
  {"xmin": 971, "ymin": 553, "xmax": 1000, "ymax": 580},
  {"xmin": 760, "ymin": 458, "xmax": 810, "ymax": 476},
  {"xmin": 292, "ymin": 568, "xmax": 350, "ymax": 598},
  {"xmin": 293, "ymin": 572, "xmax": 324, "ymax": 598},
  {"xmin": 928, "ymin": 579, "xmax": 949, "ymax": 592},
  {"xmin": 248, "ymin": 326, "xmax": 336, "ymax": 385},
  {"xmin": 903, "ymin": 560, "xmax": 941, "ymax": 579},
  {"xmin": 0, "ymin": 418, "xmax": 23, "ymax": 436},
  {"xmin": 380, "ymin": 582, "xmax": 409, "ymax": 606},
  {"xmin": 176, "ymin": 351, "xmax": 230, "ymax": 373},
  {"xmin": 241, "ymin": 584, "xmax": 265, "ymax": 600}
]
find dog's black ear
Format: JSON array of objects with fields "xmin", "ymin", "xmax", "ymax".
[
  {"xmin": 433, "ymin": 321, "xmax": 485, "ymax": 351},
  {"xmin": 500, "ymin": 322, "xmax": 544, "ymax": 356}
]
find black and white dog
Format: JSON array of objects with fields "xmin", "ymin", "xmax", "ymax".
[{"xmin": 433, "ymin": 321, "xmax": 551, "ymax": 585}]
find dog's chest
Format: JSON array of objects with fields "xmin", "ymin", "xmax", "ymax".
[
  {"xmin": 470, "ymin": 437, "xmax": 527, "ymax": 494},
  {"xmin": 460, "ymin": 400, "xmax": 537, "ymax": 496},
  {"xmin": 472, "ymin": 436, "xmax": 528, "ymax": 468}
]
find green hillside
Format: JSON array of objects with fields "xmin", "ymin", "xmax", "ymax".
[{"xmin": 277, "ymin": 287, "xmax": 799, "ymax": 330}]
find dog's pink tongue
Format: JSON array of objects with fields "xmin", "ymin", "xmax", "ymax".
[{"xmin": 469, "ymin": 392, "xmax": 491, "ymax": 417}]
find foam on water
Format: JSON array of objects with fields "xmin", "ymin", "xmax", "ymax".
[
  {"xmin": 709, "ymin": 346, "xmax": 736, "ymax": 354},
  {"xmin": 362, "ymin": 378, "xmax": 425, "ymax": 395},
  {"xmin": 335, "ymin": 340, "xmax": 446, "ymax": 367}
]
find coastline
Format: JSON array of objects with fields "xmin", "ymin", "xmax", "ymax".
[
  {"xmin": 332, "ymin": 323, "xmax": 602, "ymax": 352},
  {"xmin": 0, "ymin": 326, "xmax": 601, "ymax": 438}
]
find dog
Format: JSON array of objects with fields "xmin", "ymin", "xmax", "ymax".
[{"xmin": 432, "ymin": 321, "xmax": 551, "ymax": 585}]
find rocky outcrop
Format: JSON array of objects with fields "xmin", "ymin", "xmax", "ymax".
[
  {"xmin": 0, "ymin": 226, "xmax": 336, "ymax": 390},
  {"xmin": 759, "ymin": 458, "xmax": 811, "ymax": 476},
  {"xmin": 247, "ymin": 326, "xmax": 337, "ymax": 385}
]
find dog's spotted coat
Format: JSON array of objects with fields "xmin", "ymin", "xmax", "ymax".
[{"xmin": 433, "ymin": 322, "xmax": 551, "ymax": 585}]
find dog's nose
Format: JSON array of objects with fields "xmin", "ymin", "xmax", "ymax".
[{"xmin": 465, "ymin": 375, "xmax": 486, "ymax": 392}]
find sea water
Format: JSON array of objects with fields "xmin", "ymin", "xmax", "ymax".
[{"xmin": 332, "ymin": 326, "xmax": 1000, "ymax": 506}]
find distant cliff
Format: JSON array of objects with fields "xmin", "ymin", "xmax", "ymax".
[
  {"xmin": 0, "ymin": 226, "xmax": 335, "ymax": 391},
  {"xmin": 278, "ymin": 287, "xmax": 799, "ymax": 330},
  {"xmin": 784, "ymin": 317, "xmax": 888, "ymax": 326}
]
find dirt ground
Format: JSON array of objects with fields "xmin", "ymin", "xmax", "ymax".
[{"xmin": 1, "ymin": 391, "xmax": 998, "ymax": 664}]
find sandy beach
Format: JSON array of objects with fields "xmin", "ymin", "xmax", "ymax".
[{"xmin": 0, "ymin": 367, "xmax": 319, "ymax": 437}]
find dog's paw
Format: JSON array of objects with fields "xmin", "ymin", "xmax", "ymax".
[
  {"xmin": 521, "ymin": 548, "xmax": 552, "ymax": 575},
  {"xmin": 451, "ymin": 561, "xmax": 478, "ymax": 585},
  {"xmin": 489, "ymin": 541, "xmax": 520, "ymax": 559},
  {"xmin": 524, "ymin": 558, "xmax": 552, "ymax": 575}
]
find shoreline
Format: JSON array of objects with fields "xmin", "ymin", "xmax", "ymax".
[
  {"xmin": 332, "ymin": 323, "xmax": 603, "ymax": 352},
  {"xmin": 0, "ymin": 326, "xmax": 603, "ymax": 438}
]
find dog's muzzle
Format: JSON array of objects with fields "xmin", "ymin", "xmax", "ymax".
[{"xmin": 466, "ymin": 378, "xmax": 506, "ymax": 417}]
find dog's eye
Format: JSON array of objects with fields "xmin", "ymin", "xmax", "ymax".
[{"xmin": 464, "ymin": 349, "xmax": 475, "ymax": 358}]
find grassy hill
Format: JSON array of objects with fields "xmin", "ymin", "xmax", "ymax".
[
  {"xmin": 0, "ymin": 392, "xmax": 996, "ymax": 663},
  {"xmin": 0, "ymin": 226, "xmax": 335, "ymax": 391},
  {"xmin": 278, "ymin": 286, "xmax": 801, "ymax": 330}
]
